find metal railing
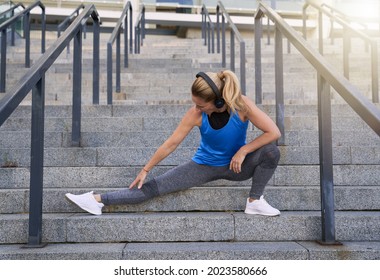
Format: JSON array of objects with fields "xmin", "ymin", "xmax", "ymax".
[
  {"xmin": 57, "ymin": 4, "xmax": 85, "ymax": 54},
  {"xmin": 134, "ymin": 4, "xmax": 145, "ymax": 54},
  {"xmin": 0, "ymin": 0, "xmax": 45, "ymax": 92},
  {"xmin": 107, "ymin": 1, "xmax": 133, "ymax": 105},
  {"xmin": 57, "ymin": 4, "xmax": 85, "ymax": 37},
  {"xmin": 216, "ymin": 1, "xmax": 246, "ymax": 95},
  {"xmin": 303, "ymin": 0, "xmax": 379, "ymax": 103},
  {"xmin": 320, "ymin": 2, "xmax": 369, "ymax": 46},
  {"xmin": 0, "ymin": 2, "xmax": 25, "ymax": 46},
  {"xmin": 254, "ymin": 0, "xmax": 380, "ymax": 244},
  {"xmin": 0, "ymin": 4, "xmax": 100, "ymax": 247},
  {"xmin": 201, "ymin": 4, "xmax": 215, "ymax": 54}
]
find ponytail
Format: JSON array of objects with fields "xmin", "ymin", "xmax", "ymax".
[{"xmin": 218, "ymin": 70, "xmax": 247, "ymax": 113}]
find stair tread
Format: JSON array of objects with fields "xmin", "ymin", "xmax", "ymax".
[{"xmin": 1, "ymin": 241, "xmax": 380, "ymax": 260}]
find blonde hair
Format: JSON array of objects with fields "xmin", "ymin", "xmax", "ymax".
[{"xmin": 191, "ymin": 70, "xmax": 247, "ymax": 113}]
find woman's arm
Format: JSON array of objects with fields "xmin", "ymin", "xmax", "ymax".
[
  {"xmin": 129, "ymin": 107, "xmax": 201, "ymax": 189},
  {"xmin": 230, "ymin": 96, "xmax": 281, "ymax": 173}
]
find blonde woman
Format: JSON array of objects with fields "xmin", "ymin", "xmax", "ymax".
[{"xmin": 66, "ymin": 70, "xmax": 281, "ymax": 216}]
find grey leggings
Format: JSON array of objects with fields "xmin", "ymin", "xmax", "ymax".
[{"xmin": 101, "ymin": 143, "xmax": 280, "ymax": 205}]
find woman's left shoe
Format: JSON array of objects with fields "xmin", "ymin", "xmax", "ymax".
[
  {"xmin": 244, "ymin": 196, "xmax": 280, "ymax": 216},
  {"xmin": 65, "ymin": 191, "xmax": 104, "ymax": 215}
]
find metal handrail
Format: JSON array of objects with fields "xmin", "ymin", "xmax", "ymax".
[
  {"xmin": 255, "ymin": 0, "xmax": 380, "ymax": 244},
  {"xmin": 0, "ymin": 0, "xmax": 45, "ymax": 92},
  {"xmin": 320, "ymin": 2, "xmax": 369, "ymax": 37},
  {"xmin": 57, "ymin": 4, "xmax": 85, "ymax": 37},
  {"xmin": 201, "ymin": 4, "xmax": 215, "ymax": 54},
  {"xmin": 107, "ymin": 1, "xmax": 133, "ymax": 105},
  {"xmin": 0, "ymin": 2, "xmax": 25, "ymax": 18},
  {"xmin": 216, "ymin": 1, "xmax": 246, "ymax": 95},
  {"xmin": 135, "ymin": 4, "xmax": 145, "ymax": 54},
  {"xmin": 255, "ymin": 2, "xmax": 380, "ymax": 244},
  {"xmin": 321, "ymin": 2, "xmax": 374, "ymax": 42},
  {"xmin": 303, "ymin": 0, "xmax": 379, "ymax": 103},
  {"xmin": 57, "ymin": 4, "xmax": 85, "ymax": 54},
  {"xmin": 0, "ymin": 2, "xmax": 25, "ymax": 46},
  {"xmin": 0, "ymin": 4, "xmax": 100, "ymax": 247}
]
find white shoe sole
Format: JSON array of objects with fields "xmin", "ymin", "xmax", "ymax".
[
  {"xmin": 244, "ymin": 209, "xmax": 280, "ymax": 216},
  {"xmin": 65, "ymin": 193, "xmax": 102, "ymax": 216}
]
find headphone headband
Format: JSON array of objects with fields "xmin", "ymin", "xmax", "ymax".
[{"xmin": 195, "ymin": 72, "xmax": 225, "ymax": 108}]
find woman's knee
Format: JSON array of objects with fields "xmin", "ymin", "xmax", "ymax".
[{"xmin": 259, "ymin": 143, "xmax": 280, "ymax": 169}]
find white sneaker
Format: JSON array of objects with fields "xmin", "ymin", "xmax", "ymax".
[
  {"xmin": 65, "ymin": 191, "xmax": 104, "ymax": 215},
  {"xmin": 244, "ymin": 196, "xmax": 280, "ymax": 216}
]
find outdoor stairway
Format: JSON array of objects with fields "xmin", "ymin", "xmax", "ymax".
[{"xmin": 0, "ymin": 32, "xmax": 379, "ymax": 259}]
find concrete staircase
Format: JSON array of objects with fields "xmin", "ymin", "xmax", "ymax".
[{"xmin": 0, "ymin": 30, "xmax": 379, "ymax": 260}]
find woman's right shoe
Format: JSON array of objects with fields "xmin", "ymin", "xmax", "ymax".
[
  {"xmin": 65, "ymin": 191, "xmax": 104, "ymax": 215},
  {"xmin": 244, "ymin": 196, "xmax": 280, "ymax": 216}
]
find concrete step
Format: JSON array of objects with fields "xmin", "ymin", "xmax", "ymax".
[
  {"xmin": 0, "ymin": 211, "xmax": 379, "ymax": 244},
  {"xmin": 2, "ymin": 103, "xmax": 378, "ymax": 127},
  {"xmin": 1, "ymin": 165, "xmax": 379, "ymax": 189},
  {"xmin": 1, "ymin": 144, "xmax": 379, "ymax": 167},
  {"xmin": 6, "ymin": 103, "xmax": 378, "ymax": 118},
  {"xmin": 1, "ymin": 186, "xmax": 379, "ymax": 214},
  {"xmin": 1, "ymin": 241, "xmax": 379, "ymax": 260},
  {"xmin": 0, "ymin": 110, "xmax": 378, "ymax": 139}
]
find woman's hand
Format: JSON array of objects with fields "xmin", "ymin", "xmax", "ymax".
[
  {"xmin": 129, "ymin": 169, "xmax": 149, "ymax": 189},
  {"xmin": 229, "ymin": 148, "xmax": 247, "ymax": 173}
]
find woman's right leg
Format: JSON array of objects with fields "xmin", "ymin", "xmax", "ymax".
[{"xmin": 100, "ymin": 160, "xmax": 219, "ymax": 206}]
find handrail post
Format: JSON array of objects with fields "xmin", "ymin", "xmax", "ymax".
[
  {"xmin": 216, "ymin": 7, "xmax": 220, "ymax": 53},
  {"xmin": 11, "ymin": 9, "xmax": 15, "ymax": 46},
  {"xmin": 230, "ymin": 31, "xmax": 235, "ymax": 72},
  {"xmin": 255, "ymin": 15, "xmax": 262, "ymax": 104},
  {"xmin": 24, "ymin": 12, "xmax": 30, "ymax": 68},
  {"xmin": 124, "ymin": 11, "xmax": 128, "ymax": 67},
  {"xmin": 240, "ymin": 40, "xmax": 246, "ymax": 95},
  {"xmin": 129, "ymin": 6, "xmax": 133, "ymax": 54},
  {"xmin": 201, "ymin": 6, "xmax": 205, "ymax": 43},
  {"xmin": 302, "ymin": 4, "xmax": 308, "ymax": 39},
  {"xmin": 141, "ymin": 6, "xmax": 145, "ymax": 44},
  {"xmin": 371, "ymin": 41, "xmax": 379, "ymax": 103},
  {"xmin": 116, "ymin": 30, "xmax": 121, "ymax": 93},
  {"xmin": 107, "ymin": 42, "xmax": 113, "ymax": 104},
  {"xmin": 72, "ymin": 28, "xmax": 82, "ymax": 147},
  {"xmin": 93, "ymin": 14, "xmax": 100, "ymax": 105},
  {"xmin": 207, "ymin": 22, "xmax": 210, "ymax": 53},
  {"xmin": 275, "ymin": 27, "xmax": 285, "ymax": 145},
  {"xmin": 1, "ymin": 29, "xmax": 6, "ymax": 92},
  {"xmin": 41, "ymin": 5, "xmax": 45, "ymax": 53},
  {"xmin": 221, "ymin": 14, "xmax": 226, "ymax": 68},
  {"xmin": 135, "ymin": 25, "xmax": 140, "ymax": 54},
  {"xmin": 317, "ymin": 74, "xmax": 338, "ymax": 244},
  {"xmin": 211, "ymin": 25, "xmax": 215, "ymax": 53},
  {"xmin": 343, "ymin": 27, "xmax": 350, "ymax": 79},
  {"xmin": 318, "ymin": 9, "xmax": 323, "ymax": 55},
  {"xmin": 25, "ymin": 75, "xmax": 46, "ymax": 248},
  {"xmin": 266, "ymin": 17, "xmax": 270, "ymax": 45}
]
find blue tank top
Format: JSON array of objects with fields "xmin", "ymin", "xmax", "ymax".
[{"xmin": 192, "ymin": 111, "xmax": 249, "ymax": 166}]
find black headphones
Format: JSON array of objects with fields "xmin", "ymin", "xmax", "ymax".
[{"xmin": 196, "ymin": 72, "xmax": 225, "ymax": 109}]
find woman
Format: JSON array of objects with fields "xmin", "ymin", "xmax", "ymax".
[{"xmin": 66, "ymin": 70, "xmax": 281, "ymax": 216}]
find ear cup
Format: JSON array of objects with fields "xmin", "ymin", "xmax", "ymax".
[
  {"xmin": 214, "ymin": 97, "xmax": 225, "ymax": 108},
  {"xmin": 196, "ymin": 72, "xmax": 225, "ymax": 108}
]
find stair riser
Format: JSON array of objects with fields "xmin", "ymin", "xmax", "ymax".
[
  {"xmin": 1, "ymin": 165, "xmax": 379, "ymax": 188},
  {"xmin": 1, "ymin": 146, "xmax": 379, "ymax": 167},
  {"xmin": 1, "ymin": 241, "xmax": 379, "ymax": 260},
  {"xmin": 1, "ymin": 186, "xmax": 379, "ymax": 214},
  {"xmin": 1, "ymin": 212, "xmax": 379, "ymax": 244}
]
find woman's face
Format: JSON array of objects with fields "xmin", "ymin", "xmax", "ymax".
[{"xmin": 192, "ymin": 95, "xmax": 216, "ymax": 115}]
